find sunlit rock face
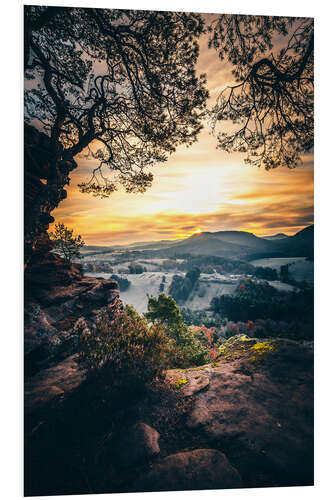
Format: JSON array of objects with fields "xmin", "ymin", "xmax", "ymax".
[{"xmin": 24, "ymin": 123, "xmax": 77, "ymax": 267}]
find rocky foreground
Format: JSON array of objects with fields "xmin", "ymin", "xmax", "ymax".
[{"xmin": 25, "ymin": 333, "xmax": 313, "ymax": 496}]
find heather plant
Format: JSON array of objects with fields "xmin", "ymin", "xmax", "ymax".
[{"xmin": 76, "ymin": 304, "xmax": 172, "ymax": 394}]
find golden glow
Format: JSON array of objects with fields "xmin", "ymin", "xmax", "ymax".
[{"xmin": 50, "ymin": 28, "xmax": 313, "ymax": 246}]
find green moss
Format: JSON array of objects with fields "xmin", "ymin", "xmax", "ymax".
[
  {"xmin": 250, "ymin": 341, "xmax": 274, "ymax": 354},
  {"xmin": 249, "ymin": 341, "xmax": 275, "ymax": 361},
  {"xmin": 218, "ymin": 335, "xmax": 256, "ymax": 358},
  {"xmin": 174, "ymin": 378, "xmax": 188, "ymax": 389}
]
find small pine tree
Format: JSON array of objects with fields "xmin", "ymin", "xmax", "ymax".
[
  {"xmin": 146, "ymin": 294, "xmax": 209, "ymax": 367},
  {"xmin": 49, "ymin": 223, "xmax": 85, "ymax": 264}
]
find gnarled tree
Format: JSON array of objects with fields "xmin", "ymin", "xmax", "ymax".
[
  {"xmin": 24, "ymin": 6, "xmax": 208, "ymax": 262},
  {"xmin": 208, "ymin": 15, "xmax": 313, "ymax": 169}
]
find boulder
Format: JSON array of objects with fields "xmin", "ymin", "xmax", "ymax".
[
  {"xmin": 25, "ymin": 355, "xmax": 85, "ymax": 412},
  {"xmin": 115, "ymin": 422, "xmax": 160, "ymax": 467},
  {"xmin": 133, "ymin": 449, "xmax": 242, "ymax": 492},
  {"xmin": 25, "ymin": 252, "xmax": 82, "ymax": 292},
  {"xmin": 185, "ymin": 338, "xmax": 314, "ymax": 487}
]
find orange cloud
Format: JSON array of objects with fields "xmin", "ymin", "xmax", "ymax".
[{"xmin": 50, "ymin": 22, "xmax": 313, "ymax": 246}]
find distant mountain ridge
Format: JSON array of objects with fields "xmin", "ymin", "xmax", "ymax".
[
  {"xmin": 82, "ymin": 225, "xmax": 314, "ymax": 260},
  {"xmin": 163, "ymin": 230, "xmax": 276, "ymax": 258},
  {"xmin": 262, "ymin": 233, "xmax": 289, "ymax": 241}
]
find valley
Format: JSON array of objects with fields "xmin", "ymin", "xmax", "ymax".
[{"xmin": 80, "ymin": 226, "xmax": 314, "ymax": 315}]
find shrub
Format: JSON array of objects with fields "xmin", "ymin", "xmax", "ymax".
[
  {"xmin": 169, "ymin": 327, "xmax": 209, "ymax": 368},
  {"xmin": 146, "ymin": 294, "xmax": 209, "ymax": 367},
  {"xmin": 76, "ymin": 305, "xmax": 172, "ymax": 394},
  {"xmin": 190, "ymin": 325, "xmax": 220, "ymax": 360}
]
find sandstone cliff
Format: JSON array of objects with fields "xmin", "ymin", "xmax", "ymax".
[
  {"xmin": 24, "ymin": 123, "xmax": 77, "ymax": 266},
  {"xmin": 24, "ymin": 253, "xmax": 122, "ymax": 376}
]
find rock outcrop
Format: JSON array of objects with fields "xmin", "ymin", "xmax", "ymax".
[
  {"xmin": 173, "ymin": 337, "xmax": 314, "ymax": 488},
  {"xmin": 24, "ymin": 123, "xmax": 77, "ymax": 267},
  {"xmin": 24, "ymin": 254, "xmax": 122, "ymax": 376},
  {"xmin": 24, "ymin": 335, "xmax": 313, "ymax": 495},
  {"xmin": 25, "ymin": 354, "xmax": 85, "ymax": 412}
]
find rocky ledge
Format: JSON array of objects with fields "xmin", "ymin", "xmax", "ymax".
[
  {"xmin": 166, "ymin": 336, "xmax": 314, "ymax": 489},
  {"xmin": 24, "ymin": 253, "xmax": 122, "ymax": 376},
  {"xmin": 24, "ymin": 335, "xmax": 313, "ymax": 494}
]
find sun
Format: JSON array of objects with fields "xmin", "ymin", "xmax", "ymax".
[{"xmin": 193, "ymin": 228, "xmax": 202, "ymax": 234}]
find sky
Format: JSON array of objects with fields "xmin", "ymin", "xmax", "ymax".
[{"xmin": 51, "ymin": 14, "xmax": 314, "ymax": 246}]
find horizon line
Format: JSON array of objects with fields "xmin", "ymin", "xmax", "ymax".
[{"xmin": 82, "ymin": 223, "xmax": 313, "ymax": 248}]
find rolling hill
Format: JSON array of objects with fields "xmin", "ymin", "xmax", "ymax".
[
  {"xmin": 274, "ymin": 224, "xmax": 314, "ymax": 258},
  {"xmin": 81, "ymin": 225, "xmax": 314, "ymax": 261},
  {"xmin": 262, "ymin": 233, "xmax": 289, "ymax": 241},
  {"xmin": 161, "ymin": 230, "xmax": 276, "ymax": 258}
]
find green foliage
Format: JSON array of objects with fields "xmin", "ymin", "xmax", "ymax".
[
  {"xmin": 49, "ymin": 222, "xmax": 84, "ymax": 264},
  {"xmin": 181, "ymin": 308, "xmax": 225, "ymax": 329},
  {"xmin": 211, "ymin": 278, "xmax": 314, "ymax": 340},
  {"xmin": 76, "ymin": 304, "xmax": 172, "ymax": 394},
  {"xmin": 146, "ymin": 294, "xmax": 183, "ymax": 329},
  {"xmin": 146, "ymin": 294, "xmax": 209, "ymax": 368}
]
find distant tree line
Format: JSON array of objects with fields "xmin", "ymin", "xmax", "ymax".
[
  {"xmin": 168, "ymin": 267, "xmax": 201, "ymax": 303},
  {"xmin": 110, "ymin": 274, "xmax": 131, "ymax": 292},
  {"xmin": 181, "ymin": 308, "xmax": 226, "ymax": 329},
  {"xmin": 178, "ymin": 255, "xmax": 254, "ymax": 274},
  {"xmin": 211, "ymin": 278, "xmax": 314, "ymax": 340},
  {"xmin": 128, "ymin": 263, "xmax": 147, "ymax": 274},
  {"xmin": 224, "ymin": 317, "xmax": 313, "ymax": 341}
]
